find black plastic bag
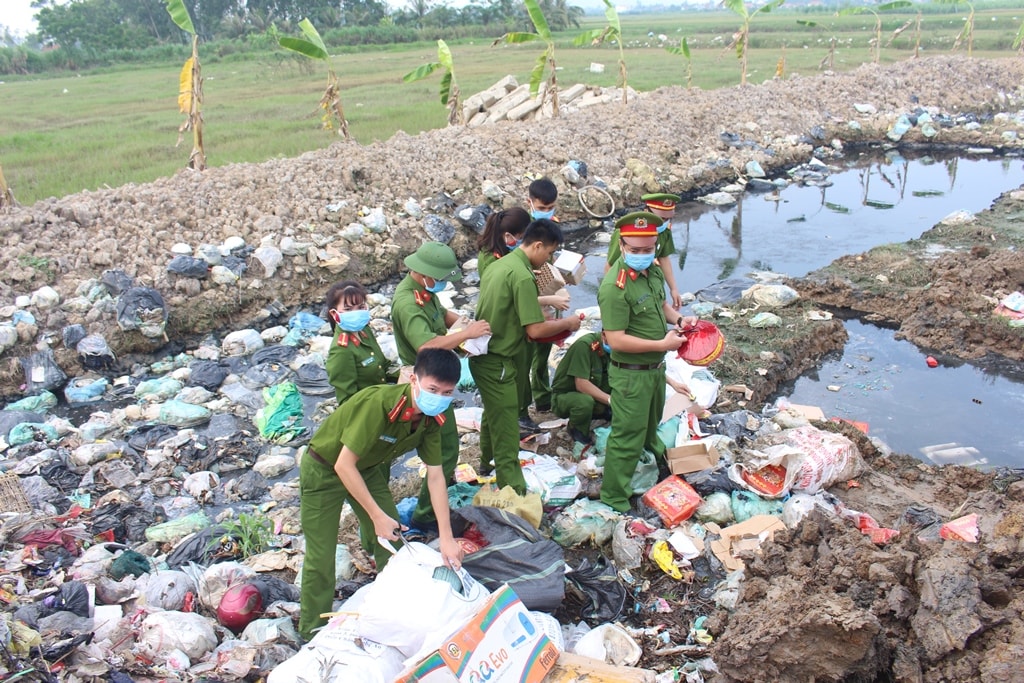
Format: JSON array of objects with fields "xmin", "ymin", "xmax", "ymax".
[
  {"xmin": 101, "ymin": 269, "xmax": 134, "ymax": 296},
  {"xmin": 167, "ymin": 255, "xmax": 210, "ymax": 279},
  {"xmin": 127, "ymin": 424, "xmax": 179, "ymax": 453},
  {"xmin": 450, "ymin": 506, "xmax": 565, "ymax": 611},
  {"xmin": 684, "ymin": 466, "xmax": 739, "ymax": 497},
  {"xmin": 116, "ymin": 287, "xmax": 167, "ymax": 339},
  {"xmin": 20, "ymin": 349, "xmax": 68, "ymax": 394},
  {"xmin": 252, "ymin": 345, "xmax": 299, "ymax": 366},
  {"xmin": 165, "ymin": 526, "xmax": 229, "ymax": 569},
  {"xmin": 188, "ymin": 360, "xmax": 229, "ymax": 391},
  {"xmin": 294, "ymin": 363, "xmax": 332, "ymax": 396},
  {"xmin": 61, "ymin": 324, "xmax": 87, "ymax": 349},
  {"xmin": 453, "ymin": 204, "xmax": 492, "ymax": 234},
  {"xmin": 566, "ymin": 555, "xmax": 628, "ymax": 622}
]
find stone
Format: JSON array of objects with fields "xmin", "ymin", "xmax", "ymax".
[
  {"xmin": 211, "ymin": 266, "xmax": 239, "ymax": 285},
  {"xmin": 481, "ymin": 181, "xmax": 503, "ymax": 202},
  {"xmin": 853, "ymin": 103, "xmax": 877, "ymax": 114},
  {"xmin": 171, "ymin": 243, "xmax": 193, "ymax": 255},
  {"xmin": 745, "ymin": 160, "xmax": 766, "ymax": 178},
  {"xmin": 254, "ymin": 454, "xmax": 296, "ymax": 479}
]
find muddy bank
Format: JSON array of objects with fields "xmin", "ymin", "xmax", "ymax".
[{"xmin": 2, "ymin": 56, "xmax": 1024, "ymax": 394}]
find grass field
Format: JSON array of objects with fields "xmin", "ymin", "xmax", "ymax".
[{"xmin": 1, "ymin": 8, "xmax": 1021, "ymax": 205}]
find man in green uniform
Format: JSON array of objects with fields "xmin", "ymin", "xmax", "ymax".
[
  {"xmin": 298, "ymin": 348, "xmax": 464, "ymax": 640},
  {"xmin": 598, "ymin": 212, "xmax": 697, "ymax": 513},
  {"xmin": 605, "ymin": 193, "xmax": 684, "ymax": 309},
  {"xmin": 550, "ymin": 330, "xmax": 611, "ymax": 445},
  {"xmin": 391, "ymin": 242, "xmax": 491, "ymax": 533},
  {"xmin": 471, "ymin": 219, "xmax": 581, "ymax": 493}
]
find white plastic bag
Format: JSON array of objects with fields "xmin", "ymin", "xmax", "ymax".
[
  {"xmin": 138, "ymin": 611, "xmax": 217, "ymax": 661},
  {"xmin": 665, "ymin": 355, "xmax": 721, "ymax": 408},
  {"xmin": 222, "ymin": 329, "xmax": 265, "ymax": 356},
  {"xmin": 138, "ymin": 570, "xmax": 196, "ymax": 611},
  {"xmin": 355, "ymin": 542, "xmax": 490, "ymax": 657},
  {"xmin": 197, "ymin": 561, "xmax": 258, "ymax": 611}
]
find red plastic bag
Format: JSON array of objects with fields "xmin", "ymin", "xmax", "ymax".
[{"xmin": 677, "ymin": 321, "xmax": 725, "ymax": 366}]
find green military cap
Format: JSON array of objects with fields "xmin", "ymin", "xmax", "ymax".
[
  {"xmin": 615, "ymin": 211, "xmax": 663, "ymax": 236},
  {"xmin": 403, "ymin": 242, "xmax": 462, "ymax": 281},
  {"xmin": 642, "ymin": 193, "xmax": 681, "ymax": 211}
]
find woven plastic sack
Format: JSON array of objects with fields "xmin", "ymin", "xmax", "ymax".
[{"xmin": 677, "ymin": 320, "xmax": 725, "ymax": 366}]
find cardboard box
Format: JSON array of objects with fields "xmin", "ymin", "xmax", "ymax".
[
  {"xmin": 785, "ymin": 403, "xmax": 825, "ymax": 421},
  {"xmin": 665, "ymin": 441, "xmax": 720, "ymax": 475},
  {"xmin": 553, "ymin": 250, "xmax": 587, "ymax": 285},
  {"xmin": 641, "ymin": 475, "xmax": 702, "ymax": 528},
  {"xmin": 396, "ymin": 585, "xmax": 560, "ymax": 683},
  {"xmin": 705, "ymin": 515, "xmax": 787, "ymax": 572}
]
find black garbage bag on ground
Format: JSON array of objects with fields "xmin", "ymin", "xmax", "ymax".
[
  {"xmin": 684, "ymin": 467, "xmax": 739, "ymax": 497},
  {"xmin": 61, "ymin": 324, "xmax": 87, "ymax": 349},
  {"xmin": 241, "ymin": 362, "xmax": 294, "ymax": 390},
  {"xmin": 565, "ymin": 555, "xmax": 628, "ymax": 623},
  {"xmin": 253, "ymin": 576, "xmax": 300, "ymax": 605},
  {"xmin": 251, "ymin": 345, "xmax": 298, "ymax": 366},
  {"xmin": 165, "ymin": 525, "xmax": 230, "ymax": 569},
  {"xmin": 0, "ymin": 410, "xmax": 44, "ymax": 441},
  {"xmin": 20, "ymin": 349, "xmax": 67, "ymax": 394},
  {"xmin": 167, "ymin": 255, "xmax": 210, "ymax": 279},
  {"xmin": 77, "ymin": 334, "xmax": 116, "ymax": 370},
  {"xmin": 450, "ymin": 506, "xmax": 564, "ymax": 611},
  {"xmin": 188, "ymin": 360, "xmax": 229, "ymax": 392},
  {"xmin": 453, "ymin": 204, "xmax": 492, "ymax": 234},
  {"xmin": 221, "ymin": 255, "xmax": 248, "ymax": 276},
  {"xmin": 127, "ymin": 424, "xmax": 179, "ymax": 453},
  {"xmin": 116, "ymin": 287, "xmax": 167, "ymax": 339},
  {"xmin": 293, "ymin": 363, "xmax": 333, "ymax": 396},
  {"xmin": 92, "ymin": 502, "xmax": 165, "ymax": 543},
  {"xmin": 40, "ymin": 459, "xmax": 84, "ymax": 494},
  {"xmin": 101, "ymin": 269, "xmax": 133, "ymax": 296},
  {"xmin": 695, "ymin": 278, "xmax": 756, "ymax": 305}
]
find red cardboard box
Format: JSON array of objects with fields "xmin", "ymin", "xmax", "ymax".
[{"xmin": 641, "ymin": 475, "xmax": 702, "ymax": 528}]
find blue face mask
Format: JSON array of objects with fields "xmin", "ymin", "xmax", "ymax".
[
  {"xmin": 601, "ymin": 343, "xmax": 612, "ymax": 354},
  {"xmin": 425, "ymin": 278, "xmax": 447, "ymax": 293},
  {"xmin": 656, "ymin": 222, "xmax": 670, "ymax": 234},
  {"xmin": 337, "ymin": 309, "xmax": 371, "ymax": 332},
  {"xmin": 414, "ymin": 385, "xmax": 453, "ymax": 416},
  {"xmin": 531, "ymin": 208, "xmax": 555, "ymax": 221},
  {"xmin": 623, "ymin": 252, "xmax": 655, "ymax": 272}
]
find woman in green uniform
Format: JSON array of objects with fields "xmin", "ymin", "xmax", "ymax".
[{"xmin": 324, "ymin": 280, "xmax": 388, "ymax": 405}]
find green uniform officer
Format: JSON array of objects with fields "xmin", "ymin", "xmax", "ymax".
[
  {"xmin": 550, "ymin": 331, "xmax": 611, "ymax": 444},
  {"xmin": 391, "ymin": 242, "xmax": 491, "ymax": 531},
  {"xmin": 598, "ymin": 212, "xmax": 696, "ymax": 513},
  {"xmin": 471, "ymin": 219, "xmax": 580, "ymax": 493},
  {"xmin": 605, "ymin": 193, "xmax": 684, "ymax": 310},
  {"xmin": 298, "ymin": 348, "xmax": 464, "ymax": 640},
  {"xmin": 324, "ymin": 280, "xmax": 388, "ymax": 405}
]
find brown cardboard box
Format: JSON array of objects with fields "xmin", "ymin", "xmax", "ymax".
[
  {"xmin": 705, "ymin": 515, "xmax": 787, "ymax": 572},
  {"xmin": 665, "ymin": 441, "xmax": 720, "ymax": 475},
  {"xmin": 553, "ymin": 250, "xmax": 587, "ymax": 285},
  {"xmin": 785, "ymin": 403, "xmax": 825, "ymax": 420}
]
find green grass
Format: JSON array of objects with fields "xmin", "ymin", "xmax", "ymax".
[{"xmin": 1, "ymin": 8, "xmax": 1021, "ymax": 204}]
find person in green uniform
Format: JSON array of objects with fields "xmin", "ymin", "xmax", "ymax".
[
  {"xmin": 471, "ymin": 219, "xmax": 581, "ymax": 492},
  {"xmin": 605, "ymin": 193, "xmax": 684, "ymax": 309},
  {"xmin": 391, "ymin": 242, "xmax": 490, "ymax": 534},
  {"xmin": 550, "ymin": 330, "xmax": 611, "ymax": 445},
  {"xmin": 598, "ymin": 212, "xmax": 697, "ymax": 513},
  {"xmin": 298, "ymin": 348, "xmax": 464, "ymax": 641},
  {"xmin": 477, "ymin": 207, "xmax": 568, "ymax": 432},
  {"xmin": 525, "ymin": 178, "xmax": 561, "ymax": 414},
  {"xmin": 324, "ymin": 280, "xmax": 388, "ymax": 405}
]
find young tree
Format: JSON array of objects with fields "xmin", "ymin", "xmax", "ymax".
[
  {"xmin": 493, "ymin": 0, "xmax": 560, "ymax": 116},
  {"xmin": 166, "ymin": 0, "xmax": 206, "ymax": 170},
  {"xmin": 1014, "ymin": 17, "xmax": 1024, "ymax": 55},
  {"xmin": 936, "ymin": 0, "xmax": 975, "ymax": 57},
  {"xmin": 277, "ymin": 18, "xmax": 351, "ymax": 139},
  {"xmin": 403, "ymin": 39, "xmax": 463, "ymax": 125},
  {"xmin": 664, "ymin": 38, "xmax": 694, "ymax": 89},
  {"xmin": 0, "ymin": 163, "xmax": 15, "ymax": 210},
  {"xmin": 838, "ymin": 1, "xmax": 912, "ymax": 64},
  {"xmin": 722, "ymin": 0, "xmax": 785, "ymax": 86},
  {"xmin": 574, "ymin": 0, "xmax": 628, "ymax": 104}
]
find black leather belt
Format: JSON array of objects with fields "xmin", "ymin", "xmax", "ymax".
[
  {"xmin": 610, "ymin": 360, "xmax": 665, "ymax": 371},
  {"xmin": 306, "ymin": 447, "xmax": 332, "ymax": 469}
]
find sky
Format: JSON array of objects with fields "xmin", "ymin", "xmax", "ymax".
[{"xmin": 4, "ymin": 0, "xmax": 38, "ymax": 36}]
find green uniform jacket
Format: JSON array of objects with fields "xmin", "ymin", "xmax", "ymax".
[
  {"xmin": 598, "ymin": 260, "xmax": 668, "ymax": 365},
  {"xmin": 475, "ymin": 248, "xmax": 545, "ymax": 359},
  {"xmin": 551, "ymin": 332, "xmax": 610, "ymax": 395},
  {"xmin": 308, "ymin": 382, "xmax": 443, "ymax": 469},
  {"xmin": 391, "ymin": 274, "xmax": 449, "ymax": 366},
  {"xmin": 325, "ymin": 326, "xmax": 388, "ymax": 404},
  {"xmin": 476, "ymin": 248, "xmax": 507, "ymax": 278},
  {"xmin": 605, "ymin": 225, "xmax": 676, "ymax": 265}
]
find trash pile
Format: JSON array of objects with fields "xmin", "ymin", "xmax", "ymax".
[{"xmin": 0, "ymin": 263, "xmax": 999, "ymax": 683}]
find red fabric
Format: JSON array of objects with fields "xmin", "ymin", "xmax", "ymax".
[{"xmin": 18, "ymin": 529, "xmax": 81, "ymax": 555}]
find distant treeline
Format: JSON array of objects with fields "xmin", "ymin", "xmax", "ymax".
[{"xmin": 1, "ymin": 0, "xmax": 584, "ymax": 75}]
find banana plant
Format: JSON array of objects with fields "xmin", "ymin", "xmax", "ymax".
[
  {"xmin": 664, "ymin": 38, "xmax": 693, "ymax": 89},
  {"xmin": 166, "ymin": 0, "xmax": 205, "ymax": 170},
  {"xmin": 492, "ymin": 0, "xmax": 559, "ymax": 117},
  {"xmin": 574, "ymin": 0, "xmax": 628, "ymax": 104},
  {"xmin": 838, "ymin": 1, "xmax": 912, "ymax": 64},
  {"xmin": 277, "ymin": 19, "xmax": 351, "ymax": 139},
  {"xmin": 1014, "ymin": 17, "xmax": 1024, "ymax": 55},
  {"xmin": 403, "ymin": 40, "xmax": 464, "ymax": 126},
  {"xmin": 0, "ymin": 163, "xmax": 14, "ymax": 210},
  {"xmin": 722, "ymin": 0, "xmax": 785, "ymax": 86},
  {"xmin": 887, "ymin": 11, "xmax": 923, "ymax": 58},
  {"xmin": 936, "ymin": 0, "xmax": 975, "ymax": 57},
  {"xmin": 796, "ymin": 19, "xmax": 837, "ymax": 70}
]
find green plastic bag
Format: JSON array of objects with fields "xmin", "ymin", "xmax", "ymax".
[
  {"xmin": 630, "ymin": 449, "xmax": 660, "ymax": 495},
  {"xmin": 731, "ymin": 489, "xmax": 784, "ymax": 523},
  {"xmin": 7, "ymin": 391, "xmax": 58, "ymax": 414},
  {"xmin": 256, "ymin": 382, "xmax": 305, "ymax": 443}
]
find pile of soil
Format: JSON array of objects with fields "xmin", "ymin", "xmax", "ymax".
[{"xmin": 1, "ymin": 56, "xmax": 1023, "ymax": 681}]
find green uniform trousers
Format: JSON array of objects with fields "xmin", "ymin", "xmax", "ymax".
[
  {"xmin": 530, "ymin": 342, "xmax": 554, "ymax": 410},
  {"xmin": 517, "ymin": 345, "xmax": 533, "ymax": 419},
  {"xmin": 551, "ymin": 391, "xmax": 606, "ymax": 438},
  {"xmin": 469, "ymin": 354, "xmax": 527, "ymax": 493},
  {"xmin": 411, "ymin": 404, "xmax": 459, "ymax": 525},
  {"xmin": 600, "ymin": 365, "xmax": 667, "ymax": 512},
  {"xmin": 298, "ymin": 452, "xmax": 399, "ymax": 640}
]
